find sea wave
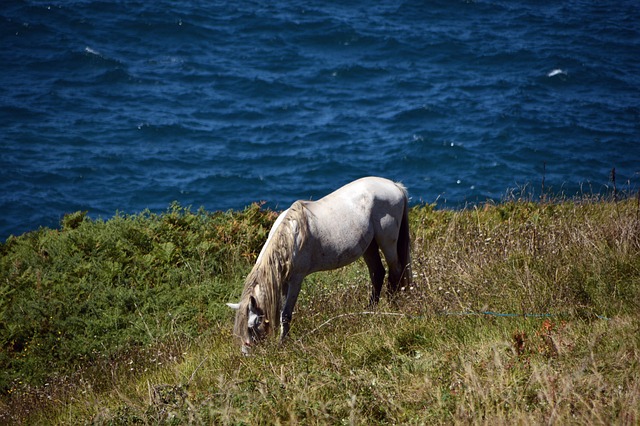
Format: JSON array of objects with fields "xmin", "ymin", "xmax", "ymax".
[{"xmin": 0, "ymin": 0, "xmax": 638, "ymax": 238}]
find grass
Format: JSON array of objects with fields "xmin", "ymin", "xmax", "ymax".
[{"xmin": 1, "ymin": 195, "xmax": 639, "ymax": 424}]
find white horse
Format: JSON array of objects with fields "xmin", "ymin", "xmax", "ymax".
[{"xmin": 227, "ymin": 176, "xmax": 411, "ymax": 354}]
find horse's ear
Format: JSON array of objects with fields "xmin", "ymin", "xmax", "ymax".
[
  {"xmin": 226, "ymin": 303, "xmax": 240, "ymax": 310},
  {"xmin": 249, "ymin": 296, "xmax": 258, "ymax": 313}
]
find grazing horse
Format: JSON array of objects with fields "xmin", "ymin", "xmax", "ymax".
[{"xmin": 227, "ymin": 176, "xmax": 411, "ymax": 354}]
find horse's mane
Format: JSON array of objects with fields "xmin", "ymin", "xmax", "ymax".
[{"xmin": 234, "ymin": 201, "xmax": 308, "ymax": 338}]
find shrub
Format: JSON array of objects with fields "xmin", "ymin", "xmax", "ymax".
[{"xmin": 0, "ymin": 203, "xmax": 277, "ymax": 393}]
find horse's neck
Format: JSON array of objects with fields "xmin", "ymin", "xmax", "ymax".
[
  {"xmin": 255, "ymin": 209, "xmax": 288, "ymax": 265},
  {"xmin": 288, "ymin": 217, "xmax": 304, "ymax": 260},
  {"xmin": 254, "ymin": 204, "xmax": 307, "ymax": 287},
  {"xmin": 260, "ymin": 217, "xmax": 297, "ymax": 278}
]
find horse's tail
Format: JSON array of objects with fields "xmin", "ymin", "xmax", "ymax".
[{"xmin": 396, "ymin": 184, "xmax": 412, "ymax": 286}]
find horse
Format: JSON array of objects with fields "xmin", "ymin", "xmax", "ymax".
[{"xmin": 226, "ymin": 176, "xmax": 411, "ymax": 354}]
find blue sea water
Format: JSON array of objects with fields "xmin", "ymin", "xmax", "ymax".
[{"xmin": 1, "ymin": 0, "xmax": 639, "ymax": 240}]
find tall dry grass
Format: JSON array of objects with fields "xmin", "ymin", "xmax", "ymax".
[{"xmin": 1, "ymin": 196, "xmax": 638, "ymax": 425}]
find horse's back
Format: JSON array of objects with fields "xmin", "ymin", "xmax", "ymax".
[
  {"xmin": 334, "ymin": 176, "xmax": 405, "ymax": 200},
  {"xmin": 297, "ymin": 177, "xmax": 407, "ymax": 273}
]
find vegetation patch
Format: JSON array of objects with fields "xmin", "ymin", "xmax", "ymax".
[{"xmin": 1, "ymin": 196, "xmax": 638, "ymax": 424}]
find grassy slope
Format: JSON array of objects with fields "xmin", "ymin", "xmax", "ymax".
[{"xmin": 1, "ymin": 198, "xmax": 639, "ymax": 424}]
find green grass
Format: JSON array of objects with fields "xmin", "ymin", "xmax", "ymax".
[{"xmin": 1, "ymin": 196, "xmax": 639, "ymax": 424}]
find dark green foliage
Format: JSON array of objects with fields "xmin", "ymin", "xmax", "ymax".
[
  {"xmin": 0, "ymin": 202, "xmax": 277, "ymax": 392},
  {"xmin": 1, "ymin": 197, "xmax": 639, "ymax": 425}
]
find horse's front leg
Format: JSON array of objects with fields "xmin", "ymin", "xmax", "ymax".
[{"xmin": 280, "ymin": 275, "xmax": 304, "ymax": 343}]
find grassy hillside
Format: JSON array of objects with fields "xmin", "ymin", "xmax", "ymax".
[{"xmin": 1, "ymin": 197, "xmax": 638, "ymax": 424}]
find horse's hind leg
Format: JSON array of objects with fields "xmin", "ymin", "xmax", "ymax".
[
  {"xmin": 363, "ymin": 240, "xmax": 385, "ymax": 306},
  {"xmin": 379, "ymin": 241, "xmax": 403, "ymax": 297}
]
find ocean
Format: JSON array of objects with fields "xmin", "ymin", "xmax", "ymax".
[{"xmin": 1, "ymin": 0, "xmax": 639, "ymax": 240}]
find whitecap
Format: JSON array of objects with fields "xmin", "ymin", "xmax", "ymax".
[
  {"xmin": 85, "ymin": 46, "xmax": 100, "ymax": 56},
  {"xmin": 547, "ymin": 68, "xmax": 566, "ymax": 77}
]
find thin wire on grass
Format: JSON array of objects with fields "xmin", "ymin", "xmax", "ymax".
[
  {"xmin": 297, "ymin": 311, "xmax": 408, "ymax": 342},
  {"xmin": 297, "ymin": 309, "xmax": 610, "ymax": 341},
  {"xmin": 187, "ymin": 356, "xmax": 208, "ymax": 386}
]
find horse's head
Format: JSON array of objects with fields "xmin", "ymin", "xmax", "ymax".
[{"xmin": 227, "ymin": 291, "xmax": 271, "ymax": 355}]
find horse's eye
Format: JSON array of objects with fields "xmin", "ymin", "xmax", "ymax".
[{"xmin": 248, "ymin": 311, "xmax": 261, "ymax": 329}]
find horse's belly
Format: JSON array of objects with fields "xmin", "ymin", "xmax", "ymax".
[{"xmin": 307, "ymin": 220, "xmax": 373, "ymax": 273}]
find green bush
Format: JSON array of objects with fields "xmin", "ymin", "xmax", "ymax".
[
  {"xmin": 0, "ymin": 203, "xmax": 277, "ymax": 392},
  {"xmin": 1, "ymin": 197, "xmax": 639, "ymax": 425}
]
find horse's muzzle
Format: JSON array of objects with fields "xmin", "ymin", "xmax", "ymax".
[{"xmin": 241, "ymin": 341, "xmax": 253, "ymax": 356}]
